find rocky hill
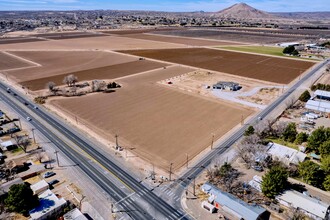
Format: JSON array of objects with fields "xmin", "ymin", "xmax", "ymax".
[{"xmin": 214, "ymin": 3, "xmax": 276, "ymax": 19}]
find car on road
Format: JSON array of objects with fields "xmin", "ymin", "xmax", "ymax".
[
  {"xmin": 24, "ymin": 102, "xmax": 28, "ymax": 105},
  {"xmin": 26, "ymin": 117, "xmax": 32, "ymax": 121},
  {"xmin": 34, "ymin": 106, "xmax": 38, "ymax": 109},
  {"xmin": 43, "ymin": 171, "xmax": 55, "ymax": 178}
]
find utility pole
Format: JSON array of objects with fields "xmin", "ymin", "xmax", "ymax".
[
  {"xmin": 79, "ymin": 195, "xmax": 85, "ymax": 211},
  {"xmin": 31, "ymin": 128, "xmax": 36, "ymax": 144},
  {"xmin": 115, "ymin": 134, "xmax": 119, "ymax": 149},
  {"xmin": 169, "ymin": 162, "xmax": 173, "ymax": 181},
  {"xmin": 211, "ymin": 133, "xmax": 215, "ymax": 149},
  {"xmin": 241, "ymin": 115, "xmax": 244, "ymax": 125},
  {"xmin": 186, "ymin": 153, "xmax": 189, "ymax": 168},
  {"xmin": 193, "ymin": 178, "xmax": 196, "ymax": 196},
  {"xmin": 54, "ymin": 151, "xmax": 59, "ymax": 167},
  {"xmin": 18, "ymin": 118, "xmax": 22, "ymax": 130},
  {"xmin": 75, "ymin": 116, "xmax": 78, "ymax": 125}
]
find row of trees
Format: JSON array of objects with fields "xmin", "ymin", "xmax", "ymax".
[{"xmin": 46, "ymin": 74, "xmax": 121, "ymax": 95}]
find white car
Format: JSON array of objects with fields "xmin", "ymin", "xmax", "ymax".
[{"xmin": 26, "ymin": 117, "xmax": 32, "ymax": 121}]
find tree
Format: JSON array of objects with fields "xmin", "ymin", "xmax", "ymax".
[
  {"xmin": 299, "ymin": 90, "xmax": 311, "ymax": 102},
  {"xmin": 261, "ymin": 165, "xmax": 288, "ymax": 198},
  {"xmin": 323, "ymin": 175, "xmax": 330, "ymax": 191},
  {"xmin": 244, "ymin": 125, "xmax": 255, "ymax": 136},
  {"xmin": 320, "ymin": 140, "xmax": 330, "ymax": 158},
  {"xmin": 14, "ymin": 135, "xmax": 31, "ymax": 153},
  {"xmin": 307, "ymin": 127, "xmax": 330, "ymax": 152},
  {"xmin": 298, "ymin": 161, "xmax": 325, "ymax": 187},
  {"xmin": 273, "ymin": 121, "xmax": 288, "ymax": 137},
  {"xmin": 282, "ymin": 123, "xmax": 298, "ymax": 143},
  {"xmin": 321, "ymin": 155, "xmax": 330, "ymax": 175},
  {"xmin": 46, "ymin": 81, "xmax": 56, "ymax": 95},
  {"xmin": 294, "ymin": 132, "xmax": 309, "ymax": 145},
  {"xmin": 4, "ymin": 183, "xmax": 39, "ymax": 216},
  {"xmin": 63, "ymin": 74, "xmax": 78, "ymax": 87},
  {"xmin": 283, "ymin": 45, "xmax": 295, "ymax": 54}
]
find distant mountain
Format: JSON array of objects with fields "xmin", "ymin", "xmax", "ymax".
[
  {"xmin": 272, "ymin": 12, "xmax": 330, "ymax": 20},
  {"xmin": 214, "ymin": 3, "xmax": 276, "ymax": 19}
]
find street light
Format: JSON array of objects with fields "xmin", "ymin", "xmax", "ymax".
[{"xmin": 31, "ymin": 128, "xmax": 36, "ymax": 144}]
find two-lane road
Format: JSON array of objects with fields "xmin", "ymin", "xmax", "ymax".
[{"xmin": 0, "ymin": 83, "xmax": 188, "ymax": 220}]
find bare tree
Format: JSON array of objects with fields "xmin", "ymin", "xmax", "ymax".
[
  {"xmin": 92, "ymin": 80, "xmax": 106, "ymax": 92},
  {"xmin": 286, "ymin": 97, "xmax": 296, "ymax": 109},
  {"xmin": 46, "ymin": 81, "xmax": 57, "ymax": 95},
  {"xmin": 14, "ymin": 135, "xmax": 31, "ymax": 153},
  {"xmin": 236, "ymin": 134, "xmax": 267, "ymax": 168},
  {"xmin": 273, "ymin": 121, "xmax": 288, "ymax": 137},
  {"xmin": 254, "ymin": 121, "xmax": 271, "ymax": 138},
  {"xmin": 63, "ymin": 74, "xmax": 78, "ymax": 87}
]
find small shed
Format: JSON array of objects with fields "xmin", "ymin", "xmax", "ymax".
[
  {"xmin": 0, "ymin": 140, "xmax": 15, "ymax": 151},
  {"xmin": 201, "ymin": 201, "xmax": 216, "ymax": 213},
  {"xmin": 30, "ymin": 180, "xmax": 49, "ymax": 195}
]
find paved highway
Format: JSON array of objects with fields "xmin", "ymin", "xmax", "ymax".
[
  {"xmin": 0, "ymin": 83, "xmax": 187, "ymax": 220},
  {"xmin": 172, "ymin": 58, "xmax": 330, "ymax": 196}
]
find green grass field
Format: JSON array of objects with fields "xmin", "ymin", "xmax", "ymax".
[{"xmin": 219, "ymin": 46, "xmax": 285, "ymax": 57}]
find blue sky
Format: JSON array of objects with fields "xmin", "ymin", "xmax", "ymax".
[{"xmin": 0, "ymin": 0, "xmax": 329, "ymax": 12}]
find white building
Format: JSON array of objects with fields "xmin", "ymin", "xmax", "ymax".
[
  {"xmin": 276, "ymin": 190, "xmax": 330, "ymax": 220},
  {"xmin": 63, "ymin": 208, "xmax": 88, "ymax": 220},
  {"xmin": 305, "ymin": 90, "xmax": 330, "ymax": 113},
  {"xmin": 29, "ymin": 189, "xmax": 66, "ymax": 220},
  {"xmin": 30, "ymin": 180, "xmax": 49, "ymax": 195},
  {"xmin": 266, "ymin": 142, "xmax": 306, "ymax": 165}
]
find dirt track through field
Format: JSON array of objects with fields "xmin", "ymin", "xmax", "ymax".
[
  {"xmin": 120, "ymin": 48, "xmax": 315, "ymax": 84},
  {"xmin": 0, "ymin": 51, "xmax": 33, "ymax": 71},
  {"xmin": 51, "ymin": 66, "xmax": 253, "ymax": 170},
  {"xmin": 7, "ymin": 51, "xmax": 139, "ymax": 83}
]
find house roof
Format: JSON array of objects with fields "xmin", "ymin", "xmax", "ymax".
[
  {"xmin": 276, "ymin": 190, "xmax": 329, "ymax": 219},
  {"xmin": 314, "ymin": 90, "xmax": 330, "ymax": 99},
  {"xmin": 30, "ymin": 180, "xmax": 49, "ymax": 194},
  {"xmin": 266, "ymin": 142, "xmax": 306, "ymax": 165},
  {"xmin": 201, "ymin": 182, "xmax": 266, "ymax": 220},
  {"xmin": 29, "ymin": 189, "xmax": 66, "ymax": 219},
  {"xmin": 63, "ymin": 208, "xmax": 88, "ymax": 220},
  {"xmin": 305, "ymin": 99, "xmax": 330, "ymax": 113}
]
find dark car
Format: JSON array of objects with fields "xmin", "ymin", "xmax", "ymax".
[
  {"xmin": 48, "ymin": 179, "xmax": 59, "ymax": 186},
  {"xmin": 43, "ymin": 171, "xmax": 55, "ymax": 178}
]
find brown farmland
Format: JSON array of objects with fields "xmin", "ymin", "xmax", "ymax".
[
  {"xmin": 0, "ymin": 36, "xmax": 187, "ymax": 51},
  {"xmin": 0, "ymin": 37, "xmax": 47, "ymax": 44},
  {"xmin": 122, "ymin": 33, "xmax": 241, "ymax": 46},
  {"xmin": 7, "ymin": 51, "xmax": 138, "ymax": 83},
  {"xmin": 21, "ymin": 60, "xmax": 168, "ymax": 91},
  {"xmin": 51, "ymin": 66, "xmax": 253, "ymax": 170},
  {"xmin": 0, "ymin": 52, "xmax": 32, "ymax": 71},
  {"xmin": 120, "ymin": 48, "xmax": 315, "ymax": 84}
]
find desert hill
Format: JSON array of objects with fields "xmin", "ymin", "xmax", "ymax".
[{"xmin": 214, "ymin": 3, "xmax": 276, "ymax": 19}]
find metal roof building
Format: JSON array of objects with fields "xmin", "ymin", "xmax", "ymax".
[
  {"xmin": 305, "ymin": 100, "xmax": 330, "ymax": 113},
  {"xmin": 276, "ymin": 190, "xmax": 330, "ymax": 220},
  {"xmin": 201, "ymin": 182, "xmax": 269, "ymax": 220},
  {"xmin": 266, "ymin": 142, "xmax": 306, "ymax": 165}
]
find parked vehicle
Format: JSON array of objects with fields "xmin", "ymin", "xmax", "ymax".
[{"xmin": 43, "ymin": 171, "xmax": 55, "ymax": 178}]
